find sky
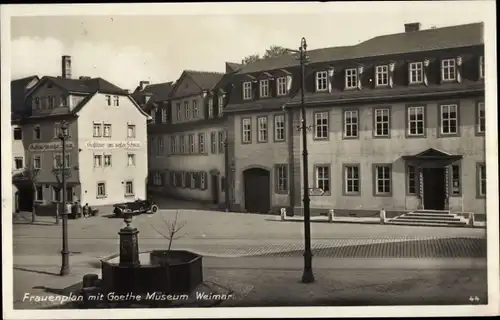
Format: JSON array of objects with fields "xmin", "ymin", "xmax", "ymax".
[{"xmin": 6, "ymin": 2, "xmax": 494, "ymax": 91}]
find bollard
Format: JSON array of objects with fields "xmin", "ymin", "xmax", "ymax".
[
  {"xmin": 380, "ymin": 208, "xmax": 386, "ymax": 224},
  {"xmin": 82, "ymin": 274, "xmax": 99, "ymax": 288},
  {"xmin": 469, "ymin": 212, "xmax": 475, "ymax": 227},
  {"xmin": 328, "ymin": 209, "xmax": 334, "ymax": 223},
  {"xmin": 280, "ymin": 208, "xmax": 286, "ymax": 221}
]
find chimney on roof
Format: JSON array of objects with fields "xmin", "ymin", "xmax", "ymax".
[
  {"xmin": 404, "ymin": 22, "xmax": 421, "ymax": 32},
  {"xmin": 62, "ymin": 55, "xmax": 72, "ymax": 79},
  {"xmin": 140, "ymin": 81, "xmax": 150, "ymax": 91}
]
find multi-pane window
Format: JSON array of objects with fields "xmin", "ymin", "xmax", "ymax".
[
  {"xmin": 54, "ymin": 124, "xmax": 61, "ymax": 139},
  {"xmin": 200, "ymin": 172, "xmax": 206, "ymax": 189},
  {"xmin": 199, "ymin": 133, "xmax": 206, "ymax": 153},
  {"xmin": 103, "ymin": 124, "xmax": 111, "ymax": 137},
  {"xmin": 127, "ymin": 153, "xmax": 135, "ymax": 166},
  {"xmin": 478, "ymin": 164, "xmax": 486, "ymax": 196},
  {"xmin": 127, "ymin": 124, "xmax": 136, "ymax": 138},
  {"xmin": 407, "ymin": 106, "xmax": 425, "ymax": 136},
  {"xmin": 188, "ymin": 134, "xmax": 195, "ymax": 153},
  {"xmin": 451, "ymin": 164, "xmax": 461, "ymax": 196},
  {"xmin": 161, "ymin": 108, "xmax": 167, "ymax": 123},
  {"xmin": 344, "ymin": 165, "xmax": 360, "ymax": 194},
  {"xmin": 14, "ymin": 157, "xmax": 24, "ymax": 170},
  {"xmin": 257, "ymin": 116, "xmax": 268, "ymax": 142},
  {"xmin": 106, "ymin": 95, "xmax": 112, "ymax": 106},
  {"xmin": 180, "ymin": 136, "xmax": 186, "ymax": 153},
  {"xmin": 477, "ymin": 102, "xmax": 485, "ymax": 133},
  {"xmin": 33, "ymin": 126, "xmax": 41, "ymax": 140},
  {"xmin": 97, "ymin": 182, "xmax": 106, "ymax": 197},
  {"xmin": 344, "ymin": 110, "xmax": 358, "ymax": 138},
  {"xmin": 210, "ymin": 132, "xmax": 217, "ymax": 154},
  {"xmin": 277, "ymin": 77, "xmax": 287, "ymax": 96},
  {"xmin": 242, "ymin": 118, "xmax": 252, "ymax": 143},
  {"xmin": 34, "ymin": 97, "xmax": 40, "ymax": 110},
  {"xmin": 190, "ymin": 173, "xmax": 196, "ymax": 189},
  {"xmin": 375, "ymin": 65, "xmax": 389, "ymax": 86},
  {"xmin": 192, "ymin": 100, "xmax": 198, "ymax": 118},
  {"xmin": 243, "ymin": 82, "xmax": 252, "ymax": 100},
  {"xmin": 53, "ymin": 154, "xmax": 62, "ymax": 168},
  {"xmin": 407, "ymin": 165, "xmax": 416, "ymax": 195},
  {"xmin": 409, "ymin": 62, "xmax": 424, "ymax": 84},
  {"xmin": 314, "ymin": 112, "xmax": 329, "ymax": 139},
  {"xmin": 125, "ymin": 181, "xmax": 134, "ymax": 195},
  {"xmin": 48, "ymin": 96, "xmax": 55, "ymax": 109},
  {"xmin": 208, "ymin": 99, "xmax": 214, "ymax": 118},
  {"xmin": 52, "ymin": 186, "xmax": 61, "ymax": 202},
  {"xmin": 93, "ymin": 123, "xmax": 102, "ymax": 137},
  {"xmin": 33, "ymin": 156, "xmax": 42, "ymax": 169},
  {"xmin": 440, "ymin": 104, "xmax": 458, "ymax": 135},
  {"xmin": 176, "ymin": 103, "xmax": 181, "ymax": 121},
  {"xmin": 259, "ymin": 80, "xmax": 269, "ymax": 98},
  {"xmin": 345, "ymin": 68, "xmax": 357, "ymax": 89},
  {"xmin": 13, "ymin": 127, "xmax": 22, "ymax": 140},
  {"xmin": 157, "ymin": 137, "xmax": 164, "ymax": 156},
  {"xmin": 35, "ymin": 185, "xmax": 43, "ymax": 201},
  {"xmin": 275, "ymin": 164, "xmax": 288, "ymax": 193},
  {"xmin": 479, "ymin": 56, "xmax": 484, "ymax": 79},
  {"xmin": 441, "ymin": 59, "xmax": 456, "ymax": 81},
  {"xmin": 315, "ymin": 166, "xmax": 330, "ymax": 193},
  {"xmin": 170, "ymin": 136, "xmax": 177, "ymax": 154},
  {"xmin": 274, "ymin": 114, "xmax": 285, "ymax": 141},
  {"xmin": 184, "ymin": 101, "xmax": 189, "ymax": 119},
  {"xmin": 315, "ymin": 71, "xmax": 328, "ymax": 91},
  {"xmin": 153, "ymin": 172, "xmax": 163, "ymax": 186},
  {"xmin": 218, "ymin": 96, "xmax": 224, "ymax": 116},
  {"xmin": 150, "ymin": 109, "xmax": 156, "ymax": 123},
  {"xmin": 94, "ymin": 155, "xmax": 102, "ymax": 167},
  {"xmin": 104, "ymin": 155, "xmax": 112, "ymax": 167},
  {"xmin": 375, "ymin": 165, "xmax": 391, "ymax": 195},
  {"xmin": 218, "ymin": 131, "xmax": 225, "ymax": 153},
  {"xmin": 374, "ymin": 108, "xmax": 390, "ymax": 137},
  {"xmin": 113, "ymin": 96, "xmax": 119, "ymax": 106}
]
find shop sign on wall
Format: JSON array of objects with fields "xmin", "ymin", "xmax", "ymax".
[
  {"xmin": 85, "ymin": 141, "xmax": 142, "ymax": 149},
  {"xmin": 28, "ymin": 142, "xmax": 74, "ymax": 152}
]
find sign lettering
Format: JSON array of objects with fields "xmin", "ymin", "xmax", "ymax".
[
  {"xmin": 28, "ymin": 142, "xmax": 74, "ymax": 152},
  {"xmin": 86, "ymin": 141, "xmax": 142, "ymax": 150}
]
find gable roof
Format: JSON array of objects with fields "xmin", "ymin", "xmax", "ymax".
[
  {"xmin": 11, "ymin": 75, "xmax": 39, "ymax": 115},
  {"xmin": 239, "ymin": 22, "xmax": 484, "ymax": 74},
  {"xmin": 43, "ymin": 76, "xmax": 127, "ymax": 95},
  {"xmin": 185, "ymin": 70, "xmax": 224, "ymax": 90},
  {"xmin": 142, "ymin": 82, "xmax": 174, "ymax": 102}
]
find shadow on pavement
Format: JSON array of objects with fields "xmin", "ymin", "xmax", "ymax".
[{"xmin": 14, "ymin": 267, "xmax": 60, "ymax": 276}]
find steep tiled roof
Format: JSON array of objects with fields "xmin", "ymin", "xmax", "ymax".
[
  {"xmin": 11, "ymin": 76, "xmax": 39, "ymax": 113},
  {"xmin": 239, "ymin": 22, "xmax": 484, "ymax": 74},
  {"xmin": 142, "ymin": 82, "xmax": 174, "ymax": 102},
  {"xmin": 185, "ymin": 70, "xmax": 224, "ymax": 90},
  {"xmin": 45, "ymin": 76, "xmax": 127, "ymax": 95}
]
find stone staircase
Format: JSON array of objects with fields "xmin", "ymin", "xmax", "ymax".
[{"xmin": 387, "ymin": 210, "xmax": 469, "ymax": 227}]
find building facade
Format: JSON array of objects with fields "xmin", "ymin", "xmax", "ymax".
[
  {"xmin": 137, "ymin": 64, "xmax": 239, "ymax": 207},
  {"xmin": 11, "ymin": 56, "xmax": 149, "ymax": 211},
  {"xmin": 225, "ymin": 22, "xmax": 486, "ymax": 217}
]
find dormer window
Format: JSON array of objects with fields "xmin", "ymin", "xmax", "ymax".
[
  {"xmin": 479, "ymin": 56, "xmax": 484, "ymax": 79},
  {"xmin": 208, "ymin": 99, "xmax": 214, "ymax": 118},
  {"xmin": 375, "ymin": 65, "xmax": 389, "ymax": 87},
  {"xmin": 33, "ymin": 126, "xmax": 41, "ymax": 140},
  {"xmin": 259, "ymin": 80, "xmax": 269, "ymax": 98},
  {"xmin": 176, "ymin": 103, "xmax": 181, "ymax": 121},
  {"xmin": 243, "ymin": 82, "xmax": 252, "ymax": 100},
  {"xmin": 409, "ymin": 62, "xmax": 424, "ymax": 84},
  {"xmin": 277, "ymin": 77, "xmax": 287, "ymax": 96},
  {"xmin": 218, "ymin": 96, "xmax": 224, "ymax": 116},
  {"xmin": 315, "ymin": 71, "xmax": 328, "ymax": 91},
  {"xmin": 441, "ymin": 58, "xmax": 456, "ymax": 81},
  {"xmin": 34, "ymin": 97, "xmax": 40, "ymax": 110},
  {"xmin": 184, "ymin": 101, "xmax": 189, "ymax": 119},
  {"xmin": 145, "ymin": 96, "xmax": 151, "ymax": 103},
  {"xmin": 345, "ymin": 68, "xmax": 358, "ymax": 89},
  {"xmin": 48, "ymin": 96, "xmax": 55, "ymax": 109}
]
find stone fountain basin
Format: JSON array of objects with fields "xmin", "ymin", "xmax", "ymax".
[{"xmin": 102, "ymin": 250, "xmax": 203, "ymax": 296}]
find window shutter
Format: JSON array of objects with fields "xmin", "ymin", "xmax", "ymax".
[
  {"xmin": 456, "ymin": 56, "xmax": 462, "ymax": 83},
  {"xmin": 251, "ymin": 81, "xmax": 258, "ymax": 99},
  {"xmin": 269, "ymin": 77, "xmax": 277, "ymax": 97},
  {"xmin": 357, "ymin": 66, "xmax": 363, "ymax": 90},
  {"xmin": 388, "ymin": 62, "xmax": 395, "ymax": 88},
  {"xmin": 424, "ymin": 59, "xmax": 430, "ymax": 86},
  {"xmin": 327, "ymin": 67, "xmax": 335, "ymax": 93},
  {"xmin": 195, "ymin": 172, "xmax": 201, "ymax": 189}
]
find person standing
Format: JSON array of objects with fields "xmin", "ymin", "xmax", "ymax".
[{"xmin": 83, "ymin": 203, "xmax": 90, "ymax": 218}]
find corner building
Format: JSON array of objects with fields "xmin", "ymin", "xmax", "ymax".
[
  {"xmin": 225, "ymin": 22, "xmax": 486, "ymax": 217},
  {"xmin": 11, "ymin": 56, "xmax": 149, "ymax": 211}
]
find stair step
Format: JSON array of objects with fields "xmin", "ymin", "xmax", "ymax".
[
  {"xmin": 387, "ymin": 220, "xmax": 468, "ymax": 228},
  {"xmin": 400, "ymin": 215, "xmax": 462, "ymax": 221},
  {"xmin": 413, "ymin": 210, "xmax": 450, "ymax": 214},
  {"xmin": 390, "ymin": 218, "xmax": 467, "ymax": 225}
]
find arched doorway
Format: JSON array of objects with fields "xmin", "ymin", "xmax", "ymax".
[{"xmin": 243, "ymin": 168, "xmax": 271, "ymax": 213}]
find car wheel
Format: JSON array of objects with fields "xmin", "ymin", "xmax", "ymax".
[
  {"xmin": 114, "ymin": 207, "xmax": 123, "ymax": 217},
  {"xmin": 150, "ymin": 205, "xmax": 159, "ymax": 214}
]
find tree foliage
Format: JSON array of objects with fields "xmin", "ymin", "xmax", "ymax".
[{"xmin": 241, "ymin": 45, "xmax": 290, "ymax": 65}]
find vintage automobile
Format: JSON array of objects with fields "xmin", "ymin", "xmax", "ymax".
[{"xmin": 113, "ymin": 198, "xmax": 159, "ymax": 217}]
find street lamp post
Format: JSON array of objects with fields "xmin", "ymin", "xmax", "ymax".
[
  {"xmin": 58, "ymin": 120, "xmax": 70, "ymax": 276},
  {"xmin": 297, "ymin": 37, "xmax": 314, "ymax": 283}
]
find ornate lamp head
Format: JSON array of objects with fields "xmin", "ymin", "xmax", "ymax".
[
  {"xmin": 123, "ymin": 211, "xmax": 133, "ymax": 228},
  {"xmin": 59, "ymin": 120, "xmax": 69, "ymax": 139}
]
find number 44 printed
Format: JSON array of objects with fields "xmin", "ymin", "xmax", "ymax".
[{"xmin": 469, "ymin": 296, "xmax": 480, "ymax": 303}]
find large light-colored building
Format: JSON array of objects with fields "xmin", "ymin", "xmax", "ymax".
[
  {"xmin": 11, "ymin": 56, "xmax": 149, "ymax": 211},
  {"xmin": 135, "ymin": 64, "xmax": 240, "ymax": 207},
  {"xmin": 225, "ymin": 22, "xmax": 486, "ymax": 218}
]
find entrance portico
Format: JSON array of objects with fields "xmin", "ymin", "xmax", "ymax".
[{"xmin": 402, "ymin": 148, "xmax": 463, "ymax": 211}]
